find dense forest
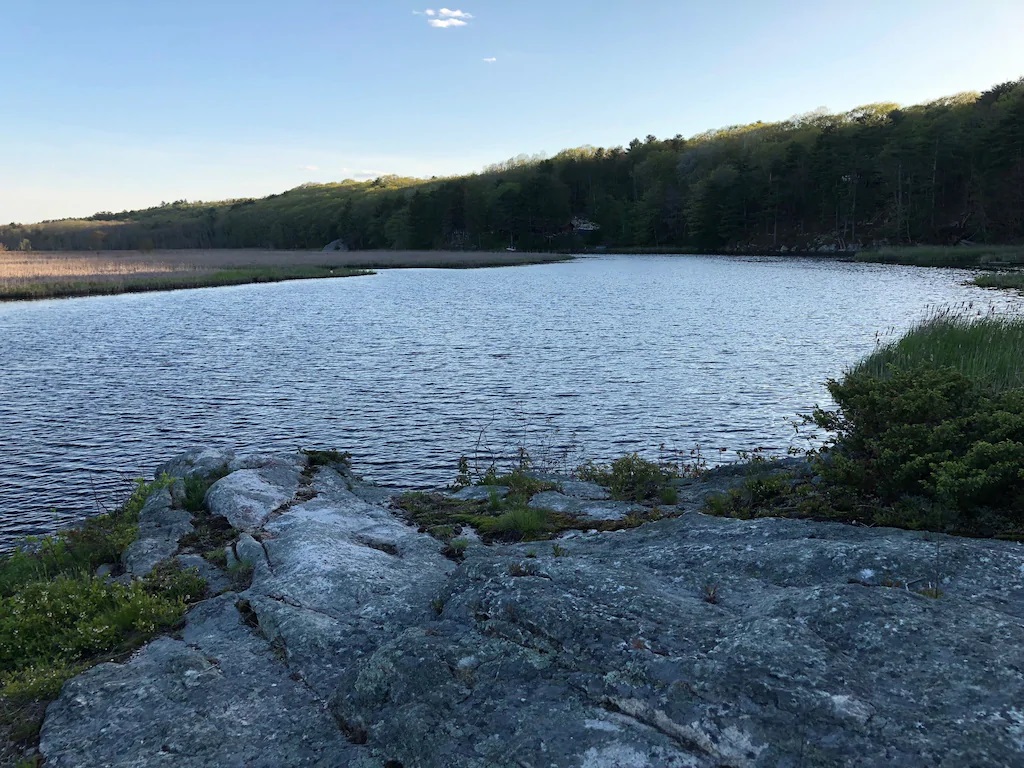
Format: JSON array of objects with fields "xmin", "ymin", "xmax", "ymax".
[{"xmin": 3, "ymin": 78, "xmax": 1023, "ymax": 253}]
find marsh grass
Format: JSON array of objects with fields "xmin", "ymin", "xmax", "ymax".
[
  {"xmin": 850, "ymin": 311, "xmax": 1024, "ymax": 393},
  {"xmin": 0, "ymin": 264, "xmax": 372, "ymax": 301},
  {"xmin": 854, "ymin": 244, "xmax": 1024, "ymax": 268},
  {"xmin": 974, "ymin": 272, "xmax": 1024, "ymax": 291}
]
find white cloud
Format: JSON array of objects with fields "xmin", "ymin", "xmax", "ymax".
[
  {"xmin": 301, "ymin": 164, "xmax": 320, "ymax": 172},
  {"xmin": 417, "ymin": 8, "xmax": 472, "ymax": 27},
  {"xmin": 483, "ymin": 57, "xmax": 496, "ymax": 63},
  {"xmin": 428, "ymin": 17, "xmax": 466, "ymax": 27}
]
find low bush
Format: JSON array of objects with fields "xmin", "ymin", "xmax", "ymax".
[
  {"xmin": 0, "ymin": 562, "xmax": 205, "ymax": 700},
  {"xmin": 707, "ymin": 315, "xmax": 1024, "ymax": 538},
  {"xmin": 577, "ymin": 453, "xmax": 674, "ymax": 502},
  {"xmin": 0, "ymin": 477, "xmax": 170, "ymax": 597}
]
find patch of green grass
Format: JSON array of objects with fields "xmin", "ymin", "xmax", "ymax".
[
  {"xmin": 476, "ymin": 507, "xmax": 551, "ymax": 540},
  {"xmin": 395, "ymin": 492, "xmax": 561, "ymax": 543},
  {"xmin": 477, "ymin": 468, "xmax": 556, "ymax": 502},
  {"xmin": 181, "ymin": 464, "xmax": 229, "ymax": 513},
  {"xmin": 301, "ymin": 448, "xmax": 352, "ymax": 469},
  {"xmin": 974, "ymin": 272, "xmax": 1024, "ymax": 291},
  {"xmin": 228, "ymin": 560, "xmax": 255, "ymax": 591},
  {"xmin": 396, "ymin": 487, "xmax": 673, "ymax": 545},
  {"xmin": 854, "ymin": 245, "xmax": 1024, "ymax": 268},
  {"xmin": 440, "ymin": 537, "xmax": 469, "ymax": 562}
]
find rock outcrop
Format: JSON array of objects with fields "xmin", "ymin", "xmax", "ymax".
[{"xmin": 39, "ymin": 450, "xmax": 1024, "ymax": 767}]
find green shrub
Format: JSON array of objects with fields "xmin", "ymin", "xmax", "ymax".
[
  {"xmin": 813, "ymin": 364, "xmax": 1024, "ymax": 527},
  {"xmin": 577, "ymin": 453, "xmax": 673, "ymax": 502},
  {"xmin": 0, "ymin": 563, "xmax": 204, "ymax": 701},
  {"xmin": 707, "ymin": 315, "xmax": 1024, "ymax": 538}
]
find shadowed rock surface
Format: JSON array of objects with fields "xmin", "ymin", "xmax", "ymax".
[
  {"xmin": 122, "ymin": 487, "xmax": 194, "ymax": 577},
  {"xmin": 39, "ymin": 450, "xmax": 1024, "ymax": 767}
]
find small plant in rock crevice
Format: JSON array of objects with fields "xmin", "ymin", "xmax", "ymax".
[
  {"xmin": 441, "ymin": 538, "xmax": 469, "ymax": 563},
  {"xmin": 301, "ymin": 449, "xmax": 352, "ymax": 470},
  {"xmin": 702, "ymin": 582, "xmax": 720, "ymax": 604}
]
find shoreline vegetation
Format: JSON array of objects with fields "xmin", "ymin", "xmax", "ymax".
[
  {"xmin": 0, "ymin": 249, "xmax": 569, "ymax": 302},
  {"xmin": 6, "ymin": 243, "xmax": 1024, "ymax": 303}
]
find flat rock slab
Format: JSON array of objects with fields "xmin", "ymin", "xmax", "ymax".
[
  {"xmin": 555, "ymin": 479, "xmax": 611, "ymax": 499},
  {"xmin": 450, "ymin": 485, "xmax": 509, "ymax": 502},
  {"xmin": 39, "ymin": 596, "xmax": 361, "ymax": 768},
  {"xmin": 528, "ymin": 490, "xmax": 644, "ymax": 521},
  {"xmin": 122, "ymin": 488, "xmax": 194, "ymax": 577},
  {"xmin": 41, "ymin": 450, "xmax": 1024, "ymax": 768}
]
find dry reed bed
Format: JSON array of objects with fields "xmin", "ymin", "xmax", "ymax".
[
  {"xmin": 0, "ymin": 249, "xmax": 567, "ymax": 301},
  {"xmin": 2, "ymin": 249, "xmax": 565, "ymax": 280}
]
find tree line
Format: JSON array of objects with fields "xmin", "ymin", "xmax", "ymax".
[{"xmin": 3, "ymin": 77, "xmax": 1022, "ymax": 253}]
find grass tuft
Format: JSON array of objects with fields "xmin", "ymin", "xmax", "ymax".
[{"xmin": 851, "ymin": 311, "xmax": 1024, "ymax": 394}]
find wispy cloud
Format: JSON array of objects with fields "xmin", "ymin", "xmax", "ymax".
[
  {"xmin": 482, "ymin": 57, "xmax": 496, "ymax": 63},
  {"xmin": 301, "ymin": 164, "xmax": 320, "ymax": 172},
  {"xmin": 417, "ymin": 8, "xmax": 473, "ymax": 28}
]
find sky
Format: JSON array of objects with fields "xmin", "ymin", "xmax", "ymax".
[{"xmin": 2, "ymin": 0, "xmax": 1023, "ymax": 224}]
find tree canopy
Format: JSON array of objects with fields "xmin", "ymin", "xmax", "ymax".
[{"xmin": 5, "ymin": 78, "xmax": 1023, "ymax": 253}]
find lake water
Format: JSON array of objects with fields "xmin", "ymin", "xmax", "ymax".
[{"xmin": 0, "ymin": 254, "xmax": 1019, "ymax": 548}]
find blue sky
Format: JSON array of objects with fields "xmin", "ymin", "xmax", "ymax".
[{"xmin": 2, "ymin": 0, "xmax": 1023, "ymax": 224}]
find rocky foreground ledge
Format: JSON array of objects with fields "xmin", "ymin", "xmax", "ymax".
[{"xmin": 38, "ymin": 449, "xmax": 1024, "ymax": 767}]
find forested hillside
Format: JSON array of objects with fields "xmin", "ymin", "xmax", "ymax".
[{"xmin": 4, "ymin": 78, "xmax": 1022, "ymax": 253}]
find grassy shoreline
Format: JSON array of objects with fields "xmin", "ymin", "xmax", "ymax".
[
  {"xmin": 0, "ymin": 265, "xmax": 374, "ymax": 302},
  {"xmin": 0, "ymin": 249, "xmax": 572, "ymax": 302}
]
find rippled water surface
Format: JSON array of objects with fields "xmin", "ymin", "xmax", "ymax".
[{"xmin": 1, "ymin": 255, "xmax": 1018, "ymax": 547}]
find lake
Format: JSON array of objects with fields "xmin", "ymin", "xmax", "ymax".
[{"xmin": 0, "ymin": 254, "xmax": 1018, "ymax": 548}]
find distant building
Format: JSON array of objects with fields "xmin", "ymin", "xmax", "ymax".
[
  {"xmin": 572, "ymin": 217, "xmax": 600, "ymax": 232},
  {"xmin": 322, "ymin": 239, "xmax": 349, "ymax": 252}
]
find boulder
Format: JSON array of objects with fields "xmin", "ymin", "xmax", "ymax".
[{"xmin": 154, "ymin": 446, "xmax": 235, "ymax": 481}]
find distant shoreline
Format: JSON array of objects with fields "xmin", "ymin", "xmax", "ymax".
[{"xmin": 0, "ymin": 249, "xmax": 572, "ymax": 302}]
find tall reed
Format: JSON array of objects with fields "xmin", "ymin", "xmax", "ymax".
[{"xmin": 851, "ymin": 309, "xmax": 1024, "ymax": 392}]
